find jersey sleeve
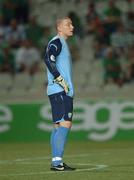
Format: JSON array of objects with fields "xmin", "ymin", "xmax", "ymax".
[{"xmin": 44, "ymin": 38, "xmax": 62, "ymax": 79}]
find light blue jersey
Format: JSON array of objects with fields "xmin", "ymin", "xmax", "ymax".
[{"xmin": 44, "ymin": 35, "xmax": 74, "ymax": 97}]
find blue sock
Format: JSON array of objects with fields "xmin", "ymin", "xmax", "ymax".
[
  {"xmin": 50, "ymin": 128, "xmax": 57, "ymax": 157},
  {"xmin": 51, "ymin": 126, "xmax": 70, "ymax": 166}
]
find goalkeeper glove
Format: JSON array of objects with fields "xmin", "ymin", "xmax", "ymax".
[{"xmin": 54, "ymin": 75, "xmax": 69, "ymax": 93}]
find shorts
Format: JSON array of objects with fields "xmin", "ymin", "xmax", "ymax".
[{"xmin": 48, "ymin": 91, "xmax": 73, "ymax": 123}]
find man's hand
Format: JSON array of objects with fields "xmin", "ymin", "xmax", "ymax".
[{"xmin": 54, "ymin": 75, "xmax": 69, "ymax": 93}]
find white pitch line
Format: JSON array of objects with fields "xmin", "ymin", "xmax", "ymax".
[
  {"xmin": 0, "ymin": 161, "xmax": 49, "ymax": 165},
  {"xmin": 0, "ymin": 161, "xmax": 107, "ymax": 166},
  {"xmin": 0, "ymin": 164, "xmax": 108, "ymax": 177},
  {"xmin": 0, "ymin": 152, "xmax": 109, "ymax": 165},
  {"xmin": 0, "ymin": 153, "xmax": 92, "ymax": 165}
]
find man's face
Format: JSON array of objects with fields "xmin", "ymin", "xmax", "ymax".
[{"xmin": 58, "ymin": 18, "xmax": 74, "ymax": 38}]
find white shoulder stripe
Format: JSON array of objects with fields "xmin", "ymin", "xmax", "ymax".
[{"xmin": 50, "ymin": 44, "xmax": 58, "ymax": 51}]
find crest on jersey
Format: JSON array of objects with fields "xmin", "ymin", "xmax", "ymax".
[{"xmin": 50, "ymin": 55, "xmax": 55, "ymax": 61}]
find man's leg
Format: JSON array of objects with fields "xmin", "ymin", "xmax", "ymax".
[
  {"xmin": 49, "ymin": 92, "xmax": 75, "ymax": 170},
  {"xmin": 51, "ymin": 121, "xmax": 75, "ymax": 171},
  {"xmin": 50, "ymin": 124, "xmax": 59, "ymax": 158},
  {"xmin": 51, "ymin": 121, "xmax": 71, "ymax": 166}
]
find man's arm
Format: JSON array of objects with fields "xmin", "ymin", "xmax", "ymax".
[
  {"xmin": 44, "ymin": 38, "xmax": 61, "ymax": 78},
  {"xmin": 44, "ymin": 38, "xmax": 69, "ymax": 93}
]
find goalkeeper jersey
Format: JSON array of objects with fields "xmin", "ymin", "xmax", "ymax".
[{"xmin": 44, "ymin": 35, "xmax": 74, "ymax": 97}]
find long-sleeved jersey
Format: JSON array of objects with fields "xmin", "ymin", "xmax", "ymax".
[{"xmin": 44, "ymin": 35, "xmax": 74, "ymax": 97}]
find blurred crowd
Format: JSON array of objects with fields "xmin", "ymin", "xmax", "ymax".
[
  {"xmin": 0, "ymin": 0, "xmax": 134, "ymax": 90},
  {"xmin": 68, "ymin": 0, "xmax": 134, "ymax": 87},
  {"xmin": 0, "ymin": 0, "xmax": 54, "ymax": 90},
  {"xmin": 86, "ymin": 0, "xmax": 134, "ymax": 87}
]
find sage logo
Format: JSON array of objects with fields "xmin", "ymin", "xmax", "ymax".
[
  {"xmin": 38, "ymin": 102, "xmax": 134, "ymax": 141},
  {"xmin": 0, "ymin": 105, "xmax": 13, "ymax": 133}
]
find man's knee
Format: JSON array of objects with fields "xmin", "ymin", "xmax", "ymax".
[{"xmin": 59, "ymin": 120, "xmax": 72, "ymax": 128}]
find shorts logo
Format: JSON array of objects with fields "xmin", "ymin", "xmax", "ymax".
[{"xmin": 68, "ymin": 112, "xmax": 72, "ymax": 118}]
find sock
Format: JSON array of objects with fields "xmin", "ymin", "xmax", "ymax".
[
  {"xmin": 51, "ymin": 126, "xmax": 70, "ymax": 166},
  {"xmin": 50, "ymin": 128, "xmax": 57, "ymax": 157}
]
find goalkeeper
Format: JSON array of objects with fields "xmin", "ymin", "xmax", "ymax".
[{"xmin": 44, "ymin": 17, "xmax": 75, "ymax": 171}]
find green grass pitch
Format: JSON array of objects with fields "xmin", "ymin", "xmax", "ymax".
[{"xmin": 0, "ymin": 141, "xmax": 134, "ymax": 180}]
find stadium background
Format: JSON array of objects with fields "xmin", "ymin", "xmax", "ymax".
[{"xmin": 0, "ymin": 0, "xmax": 134, "ymax": 179}]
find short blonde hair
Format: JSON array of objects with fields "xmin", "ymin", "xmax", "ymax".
[{"xmin": 56, "ymin": 16, "xmax": 70, "ymax": 29}]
